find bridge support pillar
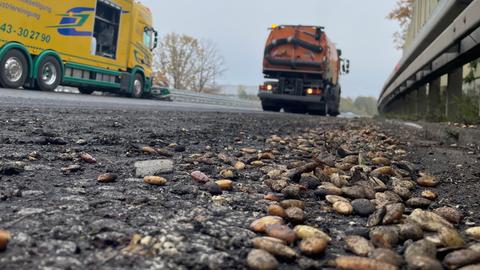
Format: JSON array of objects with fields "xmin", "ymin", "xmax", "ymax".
[
  {"xmin": 416, "ymin": 85, "xmax": 427, "ymax": 119},
  {"xmin": 446, "ymin": 67, "xmax": 463, "ymax": 122},
  {"xmin": 400, "ymin": 95, "xmax": 408, "ymax": 115},
  {"xmin": 427, "ymin": 78, "xmax": 442, "ymax": 121},
  {"xmin": 386, "ymin": 100, "xmax": 395, "ymax": 115},
  {"xmin": 392, "ymin": 99, "xmax": 402, "ymax": 115},
  {"xmin": 407, "ymin": 91, "xmax": 417, "ymax": 117},
  {"xmin": 402, "ymin": 91, "xmax": 413, "ymax": 117}
]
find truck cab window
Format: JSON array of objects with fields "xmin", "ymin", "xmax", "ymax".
[
  {"xmin": 143, "ymin": 28, "xmax": 153, "ymax": 49},
  {"xmin": 93, "ymin": 0, "xmax": 121, "ymax": 59}
]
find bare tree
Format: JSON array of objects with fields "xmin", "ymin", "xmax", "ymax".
[
  {"xmin": 387, "ymin": 0, "xmax": 414, "ymax": 49},
  {"xmin": 151, "ymin": 71, "xmax": 169, "ymax": 87},
  {"xmin": 237, "ymin": 85, "xmax": 248, "ymax": 99},
  {"xmin": 154, "ymin": 33, "xmax": 226, "ymax": 93},
  {"xmin": 193, "ymin": 40, "xmax": 226, "ymax": 93},
  {"xmin": 154, "ymin": 33, "xmax": 199, "ymax": 90}
]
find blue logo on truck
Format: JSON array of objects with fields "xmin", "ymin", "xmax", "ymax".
[{"xmin": 49, "ymin": 7, "xmax": 94, "ymax": 36}]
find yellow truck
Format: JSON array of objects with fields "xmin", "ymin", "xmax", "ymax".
[{"xmin": 0, "ymin": 0, "xmax": 157, "ymax": 97}]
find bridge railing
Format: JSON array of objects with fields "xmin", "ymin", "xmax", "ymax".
[
  {"xmin": 169, "ymin": 89, "xmax": 260, "ymax": 108},
  {"xmin": 54, "ymin": 86, "xmax": 260, "ymax": 109},
  {"xmin": 378, "ymin": 0, "xmax": 480, "ymax": 122},
  {"xmin": 403, "ymin": 0, "xmax": 445, "ymax": 51}
]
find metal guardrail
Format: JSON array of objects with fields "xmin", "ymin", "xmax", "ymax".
[
  {"xmin": 170, "ymin": 89, "xmax": 261, "ymax": 108},
  {"xmin": 54, "ymin": 87, "xmax": 261, "ymax": 109},
  {"xmin": 378, "ymin": 0, "xmax": 478, "ymax": 112},
  {"xmin": 403, "ymin": 0, "xmax": 447, "ymax": 52}
]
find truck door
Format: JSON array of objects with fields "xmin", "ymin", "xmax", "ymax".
[{"xmin": 93, "ymin": 0, "xmax": 121, "ymax": 59}]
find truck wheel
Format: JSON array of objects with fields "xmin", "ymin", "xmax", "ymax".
[
  {"xmin": 261, "ymin": 102, "xmax": 281, "ymax": 112},
  {"xmin": 0, "ymin": 49, "xmax": 28, "ymax": 89},
  {"xmin": 36, "ymin": 56, "xmax": 61, "ymax": 91},
  {"xmin": 329, "ymin": 107, "xmax": 340, "ymax": 117},
  {"xmin": 131, "ymin": 73, "xmax": 144, "ymax": 98},
  {"xmin": 78, "ymin": 87, "xmax": 94, "ymax": 95}
]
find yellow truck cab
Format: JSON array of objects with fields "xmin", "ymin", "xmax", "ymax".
[{"xmin": 0, "ymin": 0, "xmax": 157, "ymax": 97}]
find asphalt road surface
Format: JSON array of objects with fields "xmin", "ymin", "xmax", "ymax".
[
  {"xmin": 0, "ymin": 88, "xmax": 262, "ymax": 112},
  {"xmin": 1, "ymin": 87, "xmax": 479, "ymax": 270}
]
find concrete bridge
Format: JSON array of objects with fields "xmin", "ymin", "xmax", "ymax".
[{"xmin": 378, "ymin": 0, "xmax": 480, "ymax": 122}]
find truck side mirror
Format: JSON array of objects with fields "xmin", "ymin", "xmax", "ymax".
[
  {"xmin": 153, "ymin": 31, "xmax": 158, "ymax": 50},
  {"xmin": 341, "ymin": 60, "xmax": 350, "ymax": 74}
]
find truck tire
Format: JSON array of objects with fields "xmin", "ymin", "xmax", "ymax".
[
  {"xmin": 261, "ymin": 101, "xmax": 281, "ymax": 112},
  {"xmin": 0, "ymin": 49, "xmax": 28, "ymax": 89},
  {"xmin": 131, "ymin": 73, "xmax": 144, "ymax": 98},
  {"xmin": 328, "ymin": 107, "xmax": 340, "ymax": 117},
  {"xmin": 328, "ymin": 86, "xmax": 341, "ymax": 117},
  {"xmin": 36, "ymin": 56, "xmax": 61, "ymax": 91},
  {"xmin": 78, "ymin": 87, "xmax": 94, "ymax": 95}
]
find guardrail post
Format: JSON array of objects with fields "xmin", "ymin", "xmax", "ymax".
[
  {"xmin": 427, "ymin": 77, "xmax": 442, "ymax": 121},
  {"xmin": 399, "ymin": 95, "xmax": 407, "ymax": 115},
  {"xmin": 386, "ymin": 99, "xmax": 399, "ymax": 115},
  {"xmin": 407, "ymin": 91, "xmax": 416, "ymax": 117},
  {"xmin": 417, "ymin": 85, "xmax": 427, "ymax": 118},
  {"xmin": 393, "ymin": 99, "xmax": 402, "ymax": 115},
  {"xmin": 446, "ymin": 67, "xmax": 463, "ymax": 122}
]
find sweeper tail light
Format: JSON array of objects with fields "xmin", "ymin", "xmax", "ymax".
[
  {"xmin": 259, "ymin": 85, "xmax": 273, "ymax": 91},
  {"xmin": 306, "ymin": 88, "xmax": 322, "ymax": 95}
]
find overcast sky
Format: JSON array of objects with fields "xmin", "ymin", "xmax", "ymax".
[{"xmin": 140, "ymin": 0, "xmax": 402, "ymax": 98}]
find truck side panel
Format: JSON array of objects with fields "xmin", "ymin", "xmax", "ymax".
[
  {"xmin": 326, "ymin": 38, "xmax": 340, "ymax": 86},
  {"xmin": 0, "ymin": 0, "xmax": 133, "ymax": 74}
]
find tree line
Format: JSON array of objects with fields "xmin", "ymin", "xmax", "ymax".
[
  {"xmin": 153, "ymin": 33, "xmax": 226, "ymax": 93},
  {"xmin": 340, "ymin": 96, "xmax": 378, "ymax": 116}
]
